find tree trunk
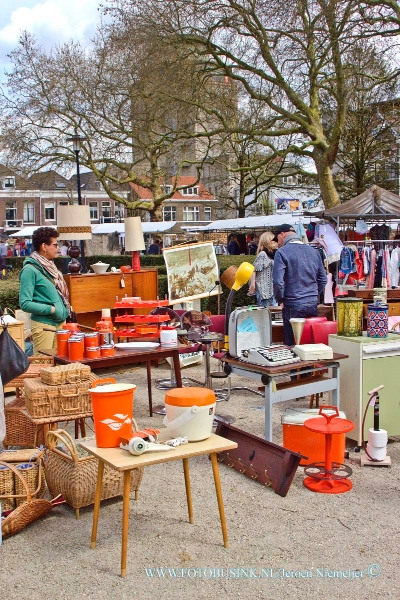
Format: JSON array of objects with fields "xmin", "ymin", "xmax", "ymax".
[{"xmin": 313, "ymin": 148, "xmax": 341, "ymax": 209}]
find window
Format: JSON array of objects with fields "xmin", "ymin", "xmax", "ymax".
[
  {"xmin": 182, "ymin": 186, "xmax": 199, "ymax": 196},
  {"xmin": 3, "ymin": 176, "xmax": 15, "ymax": 188},
  {"xmin": 6, "ymin": 201, "xmax": 17, "ymax": 221},
  {"xmin": 102, "ymin": 201, "xmax": 112, "ymax": 221},
  {"xmin": 114, "ymin": 203, "xmax": 124, "ymax": 221},
  {"xmin": 204, "ymin": 206, "xmax": 212, "ymax": 221},
  {"xmin": 183, "ymin": 206, "xmax": 199, "ymax": 221},
  {"xmin": 163, "ymin": 206, "xmax": 176, "ymax": 221},
  {"xmin": 59, "ymin": 201, "xmax": 69, "ymax": 206},
  {"xmin": 96, "ymin": 180, "xmax": 104, "ymax": 191},
  {"xmin": 162, "ymin": 185, "xmax": 172, "ymax": 194},
  {"xmin": 44, "ymin": 202, "xmax": 55, "ymax": 220},
  {"xmin": 23, "ymin": 202, "xmax": 35, "ymax": 223},
  {"xmin": 89, "ymin": 201, "xmax": 99, "ymax": 220}
]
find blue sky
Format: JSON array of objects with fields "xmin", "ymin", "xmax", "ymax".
[{"xmin": 0, "ymin": 0, "xmax": 102, "ymax": 80}]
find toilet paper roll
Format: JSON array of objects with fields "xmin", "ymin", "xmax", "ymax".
[
  {"xmin": 102, "ymin": 308, "xmax": 111, "ymax": 318},
  {"xmin": 368, "ymin": 428, "xmax": 388, "ymax": 447}
]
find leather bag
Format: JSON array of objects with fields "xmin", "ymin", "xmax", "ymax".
[{"xmin": 0, "ymin": 319, "xmax": 30, "ymax": 386}]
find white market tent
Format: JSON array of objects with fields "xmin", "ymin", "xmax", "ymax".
[
  {"xmin": 10, "ymin": 225, "xmax": 58, "ymax": 237},
  {"xmin": 10, "ymin": 222, "xmax": 176, "ymax": 238},
  {"xmin": 201, "ymin": 213, "xmax": 311, "ymax": 232},
  {"xmin": 89, "ymin": 222, "xmax": 176, "ymax": 235}
]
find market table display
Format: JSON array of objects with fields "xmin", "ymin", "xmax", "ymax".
[
  {"xmin": 80, "ymin": 432, "xmax": 238, "ymax": 577},
  {"xmin": 39, "ymin": 345, "xmax": 184, "ymax": 417},
  {"xmin": 222, "ymin": 353, "xmax": 348, "ymax": 442}
]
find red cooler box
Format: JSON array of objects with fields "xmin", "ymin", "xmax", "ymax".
[{"xmin": 282, "ymin": 408, "xmax": 347, "ymax": 466}]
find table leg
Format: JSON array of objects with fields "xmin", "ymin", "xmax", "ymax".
[
  {"xmin": 182, "ymin": 458, "xmax": 194, "ymax": 524},
  {"xmin": 121, "ymin": 470, "xmax": 131, "ymax": 578},
  {"xmin": 75, "ymin": 420, "xmax": 79, "ymax": 438},
  {"xmin": 172, "ymin": 350, "xmax": 182, "ymax": 387},
  {"xmin": 91, "ymin": 460, "xmax": 104, "ymax": 550},
  {"xmin": 205, "ymin": 344, "xmax": 211, "ymax": 389},
  {"xmin": 210, "ymin": 452, "xmax": 228, "ymax": 548},
  {"xmin": 263, "ymin": 378, "xmax": 274, "ymax": 442},
  {"xmin": 331, "ymin": 363, "xmax": 340, "ymax": 409},
  {"xmin": 79, "ymin": 418, "xmax": 86, "ymax": 437},
  {"xmin": 146, "ymin": 360, "xmax": 153, "ymax": 417}
]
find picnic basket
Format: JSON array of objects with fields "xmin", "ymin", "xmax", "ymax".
[
  {"xmin": 45, "ymin": 429, "xmax": 144, "ymax": 519},
  {"xmin": 0, "ymin": 459, "xmax": 54, "ymax": 539},
  {"xmin": 3, "ymin": 397, "xmax": 45, "ymax": 447},
  {"xmin": 0, "ymin": 448, "xmax": 46, "ymax": 508},
  {"xmin": 24, "ymin": 373, "xmax": 98, "ymax": 418},
  {"xmin": 40, "ymin": 363, "xmax": 91, "ymax": 386},
  {"xmin": 6, "ymin": 355, "xmax": 55, "ymax": 399}
]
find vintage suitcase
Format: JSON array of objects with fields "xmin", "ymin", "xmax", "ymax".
[
  {"xmin": 24, "ymin": 373, "xmax": 98, "ymax": 418},
  {"xmin": 228, "ymin": 306, "xmax": 272, "ymax": 357}
]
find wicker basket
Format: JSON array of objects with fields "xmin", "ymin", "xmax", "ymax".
[
  {"xmin": 3, "ymin": 397, "xmax": 45, "ymax": 447},
  {"xmin": 0, "ymin": 464, "xmax": 15, "ymax": 512},
  {"xmin": 14, "ymin": 461, "xmax": 46, "ymax": 507},
  {"xmin": 45, "ymin": 429, "xmax": 144, "ymax": 519},
  {"xmin": 24, "ymin": 373, "xmax": 98, "ymax": 418},
  {"xmin": 6, "ymin": 356, "xmax": 55, "ymax": 399},
  {"xmin": 0, "ymin": 460, "xmax": 53, "ymax": 540},
  {"xmin": 40, "ymin": 363, "xmax": 91, "ymax": 386}
]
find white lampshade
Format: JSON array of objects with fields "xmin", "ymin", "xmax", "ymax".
[
  {"xmin": 57, "ymin": 205, "xmax": 92, "ymax": 240},
  {"xmin": 124, "ymin": 216, "xmax": 145, "ymax": 251}
]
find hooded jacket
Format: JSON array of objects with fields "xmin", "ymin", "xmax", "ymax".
[{"xmin": 19, "ymin": 257, "xmax": 69, "ymax": 326}]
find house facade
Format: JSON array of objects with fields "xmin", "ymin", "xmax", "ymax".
[
  {"xmin": 0, "ymin": 166, "xmax": 129, "ymax": 237},
  {"xmin": 129, "ymin": 176, "xmax": 218, "ymax": 232}
]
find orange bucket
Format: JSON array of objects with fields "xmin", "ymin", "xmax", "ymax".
[{"xmin": 89, "ymin": 378, "xmax": 136, "ymax": 447}]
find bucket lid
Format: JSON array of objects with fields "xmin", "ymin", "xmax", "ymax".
[
  {"xmin": 89, "ymin": 383, "xmax": 136, "ymax": 393},
  {"xmin": 281, "ymin": 408, "xmax": 346, "ymax": 425},
  {"xmin": 165, "ymin": 387, "xmax": 215, "ymax": 407}
]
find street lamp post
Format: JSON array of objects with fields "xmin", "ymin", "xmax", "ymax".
[{"xmin": 67, "ymin": 134, "xmax": 87, "ymax": 270}]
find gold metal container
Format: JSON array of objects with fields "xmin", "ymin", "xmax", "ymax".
[{"xmin": 336, "ymin": 298, "xmax": 363, "ymax": 337}]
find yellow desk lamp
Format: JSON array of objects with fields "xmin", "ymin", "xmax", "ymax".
[{"xmin": 224, "ymin": 261, "xmax": 255, "ymax": 351}]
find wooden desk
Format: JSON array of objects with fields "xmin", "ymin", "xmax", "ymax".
[
  {"xmin": 222, "ymin": 353, "xmax": 348, "ymax": 442},
  {"xmin": 39, "ymin": 346, "xmax": 183, "ymax": 417},
  {"xmin": 80, "ymin": 433, "xmax": 238, "ymax": 577}
]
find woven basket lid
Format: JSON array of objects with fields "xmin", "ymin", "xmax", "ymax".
[{"xmin": 220, "ymin": 266, "xmax": 238, "ymax": 290}]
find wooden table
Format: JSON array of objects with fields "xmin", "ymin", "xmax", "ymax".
[
  {"xmin": 222, "ymin": 353, "xmax": 348, "ymax": 442},
  {"xmin": 40, "ymin": 346, "xmax": 183, "ymax": 417},
  {"xmin": 80, "ymin": 433, "xmax": 238, "ymax": 577}
]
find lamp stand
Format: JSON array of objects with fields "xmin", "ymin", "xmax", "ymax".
[{"xmin": 132, "ymin": 251, "xmax": 141, "ymax": 271}]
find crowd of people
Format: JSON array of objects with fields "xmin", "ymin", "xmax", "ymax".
[{"xmin": 9, "ymin": 223, "xmax": 326, "ymax": 351}]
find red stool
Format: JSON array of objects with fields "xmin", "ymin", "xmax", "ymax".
[{"xmin": 303, "ymin": 406, "xmax": 354, "ymax": 494}]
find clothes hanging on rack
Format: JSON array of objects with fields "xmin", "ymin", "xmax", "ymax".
[
  {"xmin": 315, "ymin": 222, "xmax": 343, "ymax": 263},
  {"xmin": 389, "ymin": 246, "xmax": 400, "ymax": 287}
]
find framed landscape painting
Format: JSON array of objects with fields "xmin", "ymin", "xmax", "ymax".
[{"xmin": 163, "ymin": 242, "xmax": 219, "ymax": 304}]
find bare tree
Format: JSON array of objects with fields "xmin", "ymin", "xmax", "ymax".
[
  {"xmin": 0, "ymin": 27, "xmax": 217, "ymax": 220},
  {"xmin": 333, "ymin": 43, "xmax": 400, "ymax": 199},
  {"xmin": 108, "ymin": 0, "xmax": 400, "ymax": 209}
]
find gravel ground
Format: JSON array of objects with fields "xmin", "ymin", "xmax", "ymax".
[{"xmin": 2, "ymin": 360, "xmax": 400, "ymax": 600}]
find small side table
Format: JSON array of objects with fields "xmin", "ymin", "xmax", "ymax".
[
  {"xmin": 200, "ymin": 332, "xmax": 225, "ymax": 389},
  {"xmin": 80, "ymin": 432, "xmax": 237, "ymax": 577},
  {"xmin": 303, "ymin": 406, "xmax": 354, "ymax": 494}
]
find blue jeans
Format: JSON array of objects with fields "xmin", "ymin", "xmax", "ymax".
[
  {"xmin": 256, "ymin": 291, "xmax": 278, "ymax": 308},
  {"xmin": 282, "ymin": 303, "xmax": 318, "ymax": 346}
]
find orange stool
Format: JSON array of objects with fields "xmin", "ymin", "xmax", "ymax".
[{"xmin": 303, "ymin": 406, "xmax": 354, "ymax": 494}]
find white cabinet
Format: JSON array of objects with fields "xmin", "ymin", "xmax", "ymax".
[{"xmin": 329, "ymin": 334, "xmax": 400, "ymax": 444}]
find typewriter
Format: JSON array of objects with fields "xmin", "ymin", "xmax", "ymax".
[{"xmin": 241, "ymin": 345, "xmax": 301, "ymax": 367}]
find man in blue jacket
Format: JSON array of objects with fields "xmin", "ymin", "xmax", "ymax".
[{"xmin": 272, "ymin": 224, "xmax": 327, "ymax": 346}]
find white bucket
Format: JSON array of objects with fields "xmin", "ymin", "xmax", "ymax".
[
  {"xmin": 160, "ymin": 327, "xmax": 178, "ymax": 347},
  {"xmin": 163, "ymin": 387, "xmax": 216, "ymax": 441}
]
